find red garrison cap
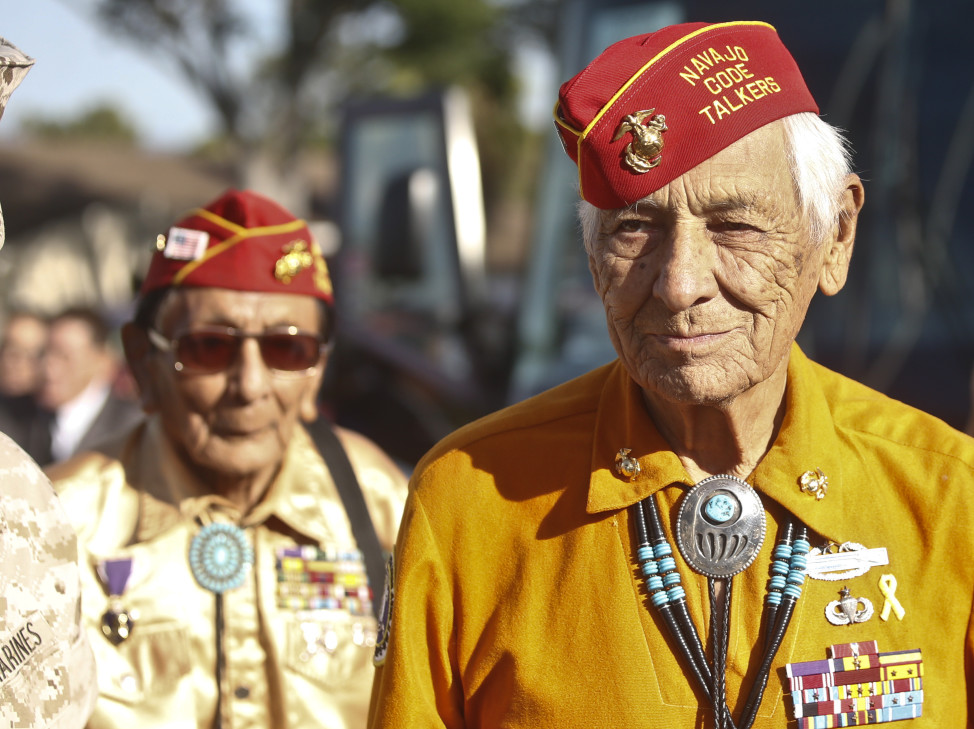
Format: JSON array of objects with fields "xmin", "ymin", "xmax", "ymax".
[
  {"xmin": 555, "ymin": 21, "xmax": 818, "ymax": 209},
  {"xmin": 141, "ymin": 189, "xmax": 333, "ymax": 303}
]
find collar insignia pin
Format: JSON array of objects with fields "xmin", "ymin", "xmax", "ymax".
[
  {"xmin": 612, "ymin": 109, "xmax": 668, "ymax": 173},
  {"xmin": 825, "ymin": 586, "xmax": 874, "ymax": 626},
  {"xmin": 614, "ymin": 448, "xmax": 641, "ymax": 481},
  {"xmin": 799, "ymin": 468, "xmax": 828, "ymax": 500}
]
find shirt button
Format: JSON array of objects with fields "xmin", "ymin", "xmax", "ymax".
[{"xmin": 234, "ymin": 686, "xmax": 250, "ymax": 699}]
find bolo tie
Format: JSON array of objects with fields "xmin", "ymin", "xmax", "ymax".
[
  {"xmin": 188, "ymin": 515, "xmax": 255, "ymax": 727},
  {"xmin": 626, "ymin": 466, "xmax": 809, "ymax": 729}
]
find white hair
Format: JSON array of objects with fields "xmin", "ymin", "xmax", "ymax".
[{"xmin": 578, "ymin": 112, "xmax": 854, "ymax": 251}]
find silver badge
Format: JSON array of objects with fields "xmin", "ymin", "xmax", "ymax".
[
  {"xmin": 825, "ymin": 586, "xmax": 874, "ymax": 626},
  {"xmin": 807, "ymin": 541, "xmax": 889, "ymax": 581}
]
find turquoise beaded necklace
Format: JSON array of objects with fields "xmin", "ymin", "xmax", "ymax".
[{"xmin": 631, "ymin": 489, "xmax": 810, "ymax": 729}]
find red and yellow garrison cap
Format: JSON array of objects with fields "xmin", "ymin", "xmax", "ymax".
[
  {"xmin": 554, "ymin": 21, "xmax": 818, "ymax": 209},
  {"xmin": 141, "ymin": 188, "xmax": 333, "ymax": 304}
]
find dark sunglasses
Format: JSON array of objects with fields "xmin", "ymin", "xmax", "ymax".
[{"xmin": 147, "ymin": 326, "xmax": 326, "ymax": 376}]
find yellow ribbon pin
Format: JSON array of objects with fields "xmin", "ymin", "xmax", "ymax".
[{"xmin": 879, "ymin": 573, "xmax": 905, "ymax": 621}]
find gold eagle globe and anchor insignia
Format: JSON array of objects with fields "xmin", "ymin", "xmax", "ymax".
[
  {"xmin": 799, "ymin": 468, "xmax": 829, "ymax": 500},
  {"xmin": 613, "ymin": 108, "xmax": 668, "ymax": 173},
  {"xmin": 275, "ymin": 240, "xmax": 314, "ymax": 284},
  {"xmin": 614, "ymin": 448, "xmax": 641, "ymax": 481}
]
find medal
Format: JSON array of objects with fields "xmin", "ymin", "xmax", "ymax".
[
  {"xmin": 98, "ymin": 557, "xmax": 135, "ymax": 645},
  {"xmin": 189, "ymin": 522, "xmax": 254, "ymax": 594},
  {"xmin": 785, "ymin": 642, "xmax": 924, "ymax": 724},
  {"xmin": 101, "ymin": 600, "xmax": 135, "ymax": 645}
]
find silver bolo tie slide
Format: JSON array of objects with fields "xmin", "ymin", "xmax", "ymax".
[{"xmin": 676, "ymin": 474, "xmax": 767, "ymax": 579}]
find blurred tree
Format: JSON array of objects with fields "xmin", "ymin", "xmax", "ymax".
[
  {"xmin": 84, "ymin": 0, "xmax": 551, "ymax": 210},
  {"xmin": 21, "ymin": 103, "xmax": 139, "ymax": 145}
]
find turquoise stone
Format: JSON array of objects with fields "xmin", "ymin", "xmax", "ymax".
[{"xmin": 704, "ymin": 494, "xmax": 735, "ymax": 523}]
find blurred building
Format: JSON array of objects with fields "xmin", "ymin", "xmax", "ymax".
[{"xmin": 0, "ymin": 139, "xmax": 234, "ymax": 319}]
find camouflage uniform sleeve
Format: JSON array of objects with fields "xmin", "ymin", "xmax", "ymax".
[{"xmin": 0, "ymin": 432, "xmax": 98, "ymax": 728}]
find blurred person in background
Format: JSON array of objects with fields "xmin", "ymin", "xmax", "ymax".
[
  {"xmin": 0, "ymin": 309, "xmax": 48, "ymax": 397},
  {"xmin": 22, "ymin": 305, "xmax": 143, "ymax": 466},
  {"xmin": 0, "ymin": 35, "xmax": 97, "ymax": 729},
  {"xmin": 49, "ymin": 188, "xmax": 408, "ymax": 728},
  {"xmin": 0, "ymin": 309, "xmax": 48, "ymax": 442}
]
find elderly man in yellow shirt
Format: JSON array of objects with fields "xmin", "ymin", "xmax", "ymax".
[
  {"xmin": 368, "ymin": 20, "xmax": 974, "ymax": 729},
  {"xmin": 50, "ymin": 189, "xmax": 408, "ymax": 728}
]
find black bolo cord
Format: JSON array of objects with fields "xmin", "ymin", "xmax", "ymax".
[
  {"xmin": 215, "ymin": 592, "xmax": 226, "ymax": 727},
  {"xmin": 762, "ymin": 522, "xmax": 794, "ymax": 650},
  {"xmin": 709, "ymin": 578, "xmax": 732, "ymax": 729},
  {"xmin": 633, "ymin": 500, "xmax": 713, "ymax": 699},
  {"xmin": 737, "ymin": 526, "xmax": 809, "ymax": 729},
  {"xmin": 632, "ymin": 496, "xmax": 809, "ymax": 729},
  {"xmin": 642, "ymin": 496, "xmax": 715, "ymax": 690},
  {"xmin": 634, "ymin": 498, "xmax": 739, "ymax": 728}
]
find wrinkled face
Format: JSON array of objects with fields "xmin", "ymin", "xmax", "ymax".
[
  {"xmin": 136, "ymin": 288, "xmax": 325, "ymax": 479},
  {"xmin": 588, "ymin": 122, "xmax": 839, "ymax": 406},
  {"xmin": 39, "ymin": 318, "xmax": 110, "ymax": 409}
]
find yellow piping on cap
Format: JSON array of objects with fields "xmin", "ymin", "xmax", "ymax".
[
  {"xmin": 552, "ymin": 100, "xmax": 582, "ymax": 137},
  {"xmin": 576, "ymin": 20, "xmax": 776, "ymax": 202},
  {"xmin": 171, "ymin": 215, "xmax": 309, "ymax": 286},
  {"xmin": 192, "ymin": 206, "xmax": 250, "ymax": 236}
]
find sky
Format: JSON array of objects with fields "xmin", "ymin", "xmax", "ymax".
[
  {"xmin": 0, "ymin": 0, "xmax": 555, "ymax": 152},
  {"xmin": 0, "ymin": 0, "xmax": 282, "ymax": 151}
]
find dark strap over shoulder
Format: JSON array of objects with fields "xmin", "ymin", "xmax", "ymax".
[{"xmin": 306, "ymin": 418, "xmax": 385, "ymax": 620}]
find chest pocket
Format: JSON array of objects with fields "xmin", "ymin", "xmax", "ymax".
[
  {"xmin": 95, "ymin": 620, "xmax": 193, "ymax": 705},
  {"xmin": 284, "ymin": 612, "xmax": 378, "ymax": 688},
  {"xmin": 86, "ymin": 528, "xmax": 200, "ymax": 712},
  {"xmin": 275, "ymin": 544, "xmax": 379, "ymax": 687}
]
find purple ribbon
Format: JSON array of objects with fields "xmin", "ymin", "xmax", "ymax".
[{"xmin": 102, "ymin": 558, "xmax": 133, "ymax": 597}]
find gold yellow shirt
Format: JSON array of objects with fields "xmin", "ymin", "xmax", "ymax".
[
  {"xmin": 369, "ymin": 344, "xmax": 974, "ymax": 727},
  {"xmin": 50, "ymin": 418, "xmax": 408, "ymax": 729}
]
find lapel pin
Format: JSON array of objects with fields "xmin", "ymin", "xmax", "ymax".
[
  {"xmin": 806, "ymin": 541, "xmax": 889, "ymax": 581},
  {"xmin": 614, "ymin": 448, "xmax": 641, "ymax": 481},
  {"xmin": 825, "ymin": 586, "xmax": 874, "ymax": 626},
  {"xmin": 878, "ymin": 573, "xmax": 906, "ymax": 621},
  {"xmin": 798, "ymin": 468, "xmax": 828, "ymax": 500}
]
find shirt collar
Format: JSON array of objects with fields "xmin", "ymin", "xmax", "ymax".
[
  {"xmin": 585, "ymin": 344, "xmax": 847, "ymax": 543},
  {"xmin": 586, "ymin": 360, "xmax": 688, "ymax": 514},
  {"xmin": 242, "ymin": 425, "xmax": 337, "ymax": 543},
  {"xmin": 750, "ymin": 345, "xmax": 846, "ymax": 543},
  {"xmin": 130, "ymin": 419, "xmax": 336, "ymax": 545}
]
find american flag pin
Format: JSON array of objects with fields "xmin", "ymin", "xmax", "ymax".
[{"xmin": 163, "ymin": 226, "xmax": 210, "ymax": 261}]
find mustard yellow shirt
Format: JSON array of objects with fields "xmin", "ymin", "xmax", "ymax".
[
  {"xmin": 50, "ymin": 418, "xmax": 408, "ymax": 729},
  {"xmin": 369, "ymin": 345, "xmax": 974, "ymax": 727}
]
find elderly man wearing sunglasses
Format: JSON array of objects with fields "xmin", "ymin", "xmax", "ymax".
[{"xmin": 48, "ymin": 189, "xmax": 408, "ymax": 729}]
